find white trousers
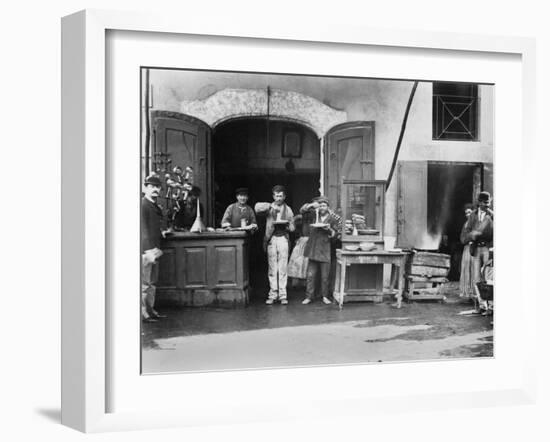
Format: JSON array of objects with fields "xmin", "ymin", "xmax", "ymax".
[{"xmin": 267, "ymin": 235, "xmax": 289, "ymax": 300}]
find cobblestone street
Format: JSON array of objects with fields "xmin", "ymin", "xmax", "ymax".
[{"xmin": 142, "ymin": 284, "xmax": 493, "ymax": 373}]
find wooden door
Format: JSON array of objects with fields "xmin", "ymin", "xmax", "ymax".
[
  {"xmin": 324, "ymin": 122, "xmax": 375, "ymax": 210},
  {"xmin": 397, "ymin": 161, "xmax": 427, "ymax": 248},
  {"xmin": 152, "ymin": 111, "xmax": 211, "ymax": 224}
]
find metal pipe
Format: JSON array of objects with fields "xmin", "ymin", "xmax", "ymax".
[
  {"xmin": 266, "ymin": 86, "xmax": 271, "ymax": 152},
  {"xmin": 144, "ymin": 68, "xmax": 151, "ymax": 176}
]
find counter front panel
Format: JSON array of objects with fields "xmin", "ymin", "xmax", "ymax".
[{"xmin": 156, "ymin": 231, "xmax": 249, "ymax": 307}]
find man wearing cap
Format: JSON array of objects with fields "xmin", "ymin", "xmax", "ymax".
[
  {"xmin": 462, "ymin": 191, "xmax": 494, "ymax": 309},
  {"xmin": 255, "ymin": 185, "xmax": 295, "ymax": 305},
  {"xmin": 300, "ymin": 196, "xmax": 341, "ymax": 305},
  {"xmin": 141, "ymin": 174, "xmax": 168, "ymax": 322},
  {"xmin": 173, "ymin": 185, "xmax": 204, "ymax": 230},
  {"xmin": 221, "ymin": 187, "xmax": 258, "ymax": 231}
]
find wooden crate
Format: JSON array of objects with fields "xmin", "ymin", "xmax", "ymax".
[
  {"xmin": 410, "ymin": 252, "xmax": 450, "ymax": 268},
  {"xmin": 405, "ymin": 252, "xmax": 450, "ymax": 302}
]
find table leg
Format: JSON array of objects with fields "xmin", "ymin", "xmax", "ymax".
[
  {"xmin": 333, "ymin": 260, "xmax": 341, "ymax": 300},
  {"xmin": 339, "ymin": 259, "xmax": 347, "ymax": 310},
  {"xmin": 390, "ymin": 264, "xmax": 398, "ymax": 290},
  {"xmin": 396, "ymin": 260, "xmax": 404, "ymax": 308},
  {"xmin": 391, "ymin": 260, "xmax": 404, "ymax": 309}
]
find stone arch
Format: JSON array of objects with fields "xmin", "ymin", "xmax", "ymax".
[{"xmin": 179, "ymin": 88, "xmax": 347, "ymax": 137}]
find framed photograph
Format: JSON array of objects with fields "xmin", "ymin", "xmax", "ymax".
[
  {"xmin": 61, "ymin": 9, "xmax": 537, "ymax": 433},
  {"xmin": 281, "ymin": 128, "xmax": 302, "ymax": 158}
]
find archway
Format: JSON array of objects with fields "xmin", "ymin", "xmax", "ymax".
[
  {"xmin": 212, "ymin": 117, "xmax": 321, "ymax": 299},
  {"xmin": 179, "ymin": 88, "xmax": 347, "ymax": 138}
]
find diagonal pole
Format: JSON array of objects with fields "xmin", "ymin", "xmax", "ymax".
[{"xmin": 386, "ymin": 81, "xmax": 418, "ymax": 191}]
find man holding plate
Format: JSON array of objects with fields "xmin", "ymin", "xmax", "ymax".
[
  {"xmin": 301, "ymin": 196, "xmax": 341, "ymax": 305},
  {"xmin": 255, "ymin": 185, "xmax": 295, "ymax": 305}
]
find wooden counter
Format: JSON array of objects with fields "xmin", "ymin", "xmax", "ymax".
[{"xmin": 156, "ymin": 231, "xmax": 249, "ymax": 308}]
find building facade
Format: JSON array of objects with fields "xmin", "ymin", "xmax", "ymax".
[{"xmin": 142, "ymin": 69, "xmax": 494, "ymax": 281}]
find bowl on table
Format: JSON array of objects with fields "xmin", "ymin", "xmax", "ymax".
[
  {"xmin": 359, "ymin": 242, "xmax": 376, "ymax": 251},
  {"xmin": 344, "ymin": 244, "xmax": 360, "ymax": 251}
]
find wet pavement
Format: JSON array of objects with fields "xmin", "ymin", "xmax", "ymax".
[{"xmin": 141, "ymin": 283, "xmax": 493, "ymax": 373}]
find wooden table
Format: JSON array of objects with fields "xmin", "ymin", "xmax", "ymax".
[{"xmin": 333, "ymin": 249, "xmax": 409, "ymax": 309}]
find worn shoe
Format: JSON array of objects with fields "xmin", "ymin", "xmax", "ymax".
[
  {"xmin": 151, "ymin": 310, "xmax": 167, "ymax": 319},
  {"xmin": 301, "ymin": 298, "xmax": 311, "ymax": 305},
  {"xmin": 322, "ymin": 297, "xmax": 332, "ymax": 305},
  {"xmin": 265, "ymin": 298, "xmax": 275, "ymax": 305},
  {"xmin": 280, "ymin": 299, "xmax": 288, "ymax": 305},
  {"xmin": 142, "ymin": 316, "xmax": 158, "ymax": 323}
]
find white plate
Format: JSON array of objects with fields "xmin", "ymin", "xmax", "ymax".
[{"xmin": 310, "ymin": 223, "xmax": 329, "ymax": 228}]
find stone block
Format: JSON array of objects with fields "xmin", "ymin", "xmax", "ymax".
[
  {"xmin": 193, "ymin": 290, "xmax": 215, "ymax": 307},
  {"xmin": 216, "ymin": 289, "xmax": 247, "ymax": 308}
]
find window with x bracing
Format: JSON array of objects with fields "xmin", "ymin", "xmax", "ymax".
[{"xmin": 432, "ymin": 82, "xmax": 479, "ymax": 141}]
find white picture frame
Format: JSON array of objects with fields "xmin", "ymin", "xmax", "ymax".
[{"xmin": 61, "ymin": 9, "xmax": 537, "ymax": 433}]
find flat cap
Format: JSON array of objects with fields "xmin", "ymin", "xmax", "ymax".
[
  {"xmin": 313, "ymin": 195, "xmax": 329, "ymax": 205},
  {"xmin": 144, "ymin": 174, "xmax": 162, "ymax": 187},
  {"xmin": 477, "ymin": 191, "xmax": 491, "ymax": 202}
]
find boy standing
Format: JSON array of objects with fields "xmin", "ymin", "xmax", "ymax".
[{"xmin": 301, "ymin": 196, "xmax": 341, "ymax": 305}]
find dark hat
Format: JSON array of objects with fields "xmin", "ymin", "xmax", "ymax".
[
  {"xmin": 477, "ymin": 191, "xmax": 491, "ymax": 202},
  {"xmin": 235, "ymin": 187, "xmax": 249, "ymax": 196},
  {"xmin": 313, "ymin": 195, "xmax": 329, "ymax": 205},
  {"xmin": 144, "ymin": 174, "xmax": 162, "ymax": 187},
  {"xmin": 272, "ymin": 184, "xmax": 286, "ymax": 194}
]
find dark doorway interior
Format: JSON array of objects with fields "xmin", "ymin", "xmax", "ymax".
[
  {"xmin": 427, "ymin": 163, "xmax": 479, "ymax": 280},
  {"xmin": 213, "ymin": 118, "xmax": 321, "ymax": 300}
]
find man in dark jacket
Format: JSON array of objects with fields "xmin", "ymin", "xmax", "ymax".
[
  {"xmin": 301, "ymin": 196, "xmax": 341, "ymax": 305},
  {"xmin": 141, "ymin": 174, "xmax": 167, "ymax": 322},
  {"xmin": 461, "ymin": 191, "xmax": 494, "ymax": 309}
]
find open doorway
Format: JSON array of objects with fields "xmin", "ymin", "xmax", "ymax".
[
  {"xmin": 427, "ymin": 162, "xmax": 481, "ymax": 280},
  {"xmin": 212, "ymin": 118, "xmax": 321, "ymax": 300}
]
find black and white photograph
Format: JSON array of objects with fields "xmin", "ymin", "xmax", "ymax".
[
  {"xmin": 4, "ymin": 0, "xmax": 548, "ymax": 438},
  {"xmin": 140, "ymin": 68, "xmax": 494, "ymax": 374}
]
